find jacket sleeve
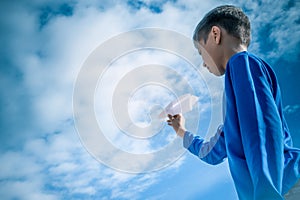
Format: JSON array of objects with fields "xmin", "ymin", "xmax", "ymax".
[
  {"xmin": 228, "ymin": 55, "xmax": 284, "ymax": 199},
  {"xmin": 183, "ymin": 125, "xmax": 227, "ymax": 165}
]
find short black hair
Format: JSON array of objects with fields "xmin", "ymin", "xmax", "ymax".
[{"xmin": 193, "ymin": 5, "xmax": 251, "ymax": 47}]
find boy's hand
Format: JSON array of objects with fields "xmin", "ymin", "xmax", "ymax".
[{"xmin": 167, "ymin": 114, "xmax": 186, "ymax": 138}]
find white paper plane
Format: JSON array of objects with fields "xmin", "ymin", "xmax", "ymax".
[{"xmin": 158, "ymin": 94, "xmax": 199, "ymax": 119}]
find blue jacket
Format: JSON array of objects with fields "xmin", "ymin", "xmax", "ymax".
[{"xmin": 184, "ymin": 51, "xmax": 300, "ymax": 199}]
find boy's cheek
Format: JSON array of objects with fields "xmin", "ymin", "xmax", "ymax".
[{"xmin": 202, "ymin": 50, "xmax": 216, "ymax": 67}]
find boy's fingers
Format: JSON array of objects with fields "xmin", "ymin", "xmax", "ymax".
[{"xmin": 173, "ymin": 114, "xmax": 181, "ymax": 119}]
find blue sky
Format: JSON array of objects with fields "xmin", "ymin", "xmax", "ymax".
[{"xmin": 0, "ymin": 0, "xmax": 300, "ymax": 199}]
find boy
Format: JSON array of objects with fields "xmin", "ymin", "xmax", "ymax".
[{"xmin": 167, "ymin": 5, "xmax": 300, "ymax": 199}]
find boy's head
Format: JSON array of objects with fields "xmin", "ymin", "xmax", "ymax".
[
  {"xmin": 193, "ymin": 5, "xmax": 251, "ymax": 76},
  {"xmin": 193, "ymin": 5, "xmax": 251, "ymax": 47}
]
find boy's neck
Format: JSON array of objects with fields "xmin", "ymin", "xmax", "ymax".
[{"xmin": 223, "ymin": 36, "xmax": 248, "ymax": 68}]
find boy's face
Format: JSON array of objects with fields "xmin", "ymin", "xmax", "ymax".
[
  {"xmin": 195, "ymin": 27, "xmax": 226, "ymax": 76},
  {"xmin": 196, "ymin": 42, "xmax": 221, "ymax": 76}
]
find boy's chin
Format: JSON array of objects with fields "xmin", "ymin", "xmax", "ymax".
[
  {"xmin": 214, "ymin": 73, "xmax": 224, "ymax": 77},
  {"xmin": 212, "ymin": 70, "xmax": 225, "ymax": 76},
  {"xmin": 215, "ymin": 68, "xmax": 225, "ymax": 76}
]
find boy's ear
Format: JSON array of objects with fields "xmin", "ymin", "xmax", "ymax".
[{"xmin": 211, "ymin": 26, "xmax": 221, "ymax": 45}]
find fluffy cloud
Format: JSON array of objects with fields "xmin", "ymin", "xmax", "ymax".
[
  {"xmin": 0, "ymin": 0, "xmax": 223, "ymax": 198},
  {"xmin": 232, "ymin": 0, "xmax": 300, "ymax": 60}
]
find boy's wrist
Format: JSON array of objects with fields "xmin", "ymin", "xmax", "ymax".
[{"xmin": 177, "ymin": 127, "xmax": 187, "ymax": 138}]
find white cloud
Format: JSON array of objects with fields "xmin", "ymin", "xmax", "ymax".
[
  {"xmin": 0, "ymin": 180, "xmax": 58, "ymax": 200},
  {"xmin": 284, "ymin": 104, "xmax": 300, "ymax": 115},
  {"xmin": 0, "ymin": 123, "xmax": 163, "ymax": 199},
  {"xmin": 1, "ymin": 0, "xmax": 220, "ymax": 197},
  {"xmin": 231, "ymin": 0, "xmax": 300, "ymax": 60}
]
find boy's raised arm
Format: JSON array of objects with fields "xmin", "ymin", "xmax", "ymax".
[
  {"xmin": 167, "ymin": 114, "xmax": 227, "ymax": 165},
  {"xmin": 184, "ymin": 125, "xmax": 227, "ymax": 165}
]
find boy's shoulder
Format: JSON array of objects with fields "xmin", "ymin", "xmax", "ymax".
[
  {"xmin": 227, "ymin": 51, "xmax": 268, "ymax": 69},
  {"xmin": 226, "ymin": 51, "xmax": 276, "ymax": 81},
  {"xmin": 229, "ymin": 51, "xmax": 258, "ymax": 63}
]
